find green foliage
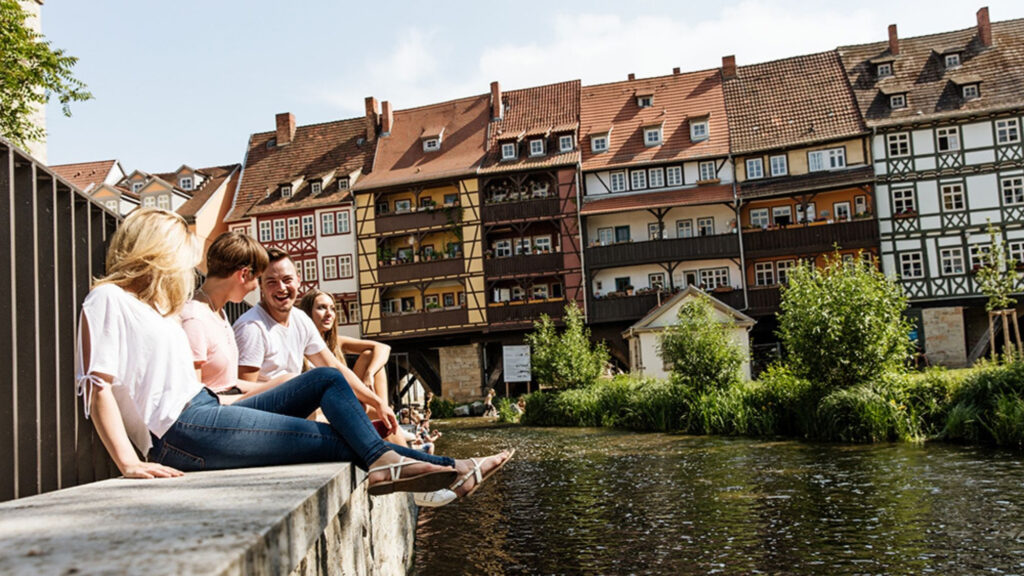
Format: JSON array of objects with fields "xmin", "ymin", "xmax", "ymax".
[
  {"xmin": 0, "ymin": 0, "xmax": 92, "ymax": 148},
  {"xmin": 777, "ymin": 252, "xmax": 913, "ymax": 390},
  {"xmin": 975, "ymin": 222, "xmax": 1019, "ymax": 312},
  {"xmin": 816, "ymin": 385, "xmax": 902, "ymax": 443},
  {"xmin": 942, "ymin": 360, "xmax": 1024, "ymax": 445},
  {"xmin": 659, "ymin": 295, "xmax": 745, "ymax": 393},
  {"xmin": 495, "ymin": 397, "xmax": 521, "ymax": 424},
  {"xmin": 741, "ymin": 365, "xmax": 822, "ymax": 437},
  {"xmin": 525, "ymin": 302, "xmax": 608, "ymax": 389},
  {"xmin": 428, "ymin": 396, "xmax": 455, "ymax": 419}
]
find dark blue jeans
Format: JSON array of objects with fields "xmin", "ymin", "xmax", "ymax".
[{"xmin": 149, "ymin": 367, "xmax": 455, "ymax": 472}]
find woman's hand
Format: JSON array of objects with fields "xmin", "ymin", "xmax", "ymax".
[{"xmin": 121, "ymin": 461, "xmax": 184, "ymax": 479}]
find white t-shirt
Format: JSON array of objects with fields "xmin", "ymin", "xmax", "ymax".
[
  {"xmin": 233, "ymin": 305, "xmax": 326, "ymax": 381},
  {"xmin": 75, "ymin": 283, "xmax": 203, "ymax": 455}
]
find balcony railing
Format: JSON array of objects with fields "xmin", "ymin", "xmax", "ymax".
[
  {"xmin": 484, "ymin": 252, "xmax": 562, "ymax": 277},
  {"xmin": 746, "ymin": 286, "xmax": 782, "ymax": 316},
  {"xmin": 481, "ymin": 197, "xmax": 561, "ymax": 223},
  {"xmin": 743, "ymin": 219, "xmax": 878, "ymax": 258},
  {"xmin": 380, "ymin": 308, "xmax": 469, "ymax": 333},
  {"xmin": 586, "ymin": 233, "xmax": 740, "ymax": 270},
  {"xmin": 588, "ymin": 293, "xmax": 663, "ymax": 323},
  {"xmin": 378, "ymin": 257, "xmax": 464, "ymax": 284},
  {"xmin": 375, "ymin": 208, "xmax": 456, "ymax": 234},
  {"xmin": 487, "ymin": 300, "xmax": 567, "ymax": 324}
]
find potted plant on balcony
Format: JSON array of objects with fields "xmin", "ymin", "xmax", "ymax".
[
  {"xmin": 425, "ymin": 301, "xmax": 441, "ymax": 312},
  {"xmin": 625, "ymin": 285, "xmax": 634, "ymax": 296}
]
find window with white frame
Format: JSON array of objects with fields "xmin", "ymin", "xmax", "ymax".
[
  {"xmin": 648, "ymin": 222, "xmax": 661, "ymax": 240},
  {"xmin": 644, "ymin": 127, "xmax": 662, "ymax": 146},
  {"xmin": 104, "ymin": 199, "xmax": 118, "ymax": 211},
  {"xmin": 941, "ymin": 183, "xmax": 965, "ymax": 211},
  {"xmin": 697, "ymin": 217, "xmax": 714, "ymax": 236},
  {"xmin": 772, "ymin": 205, "xmax": 793, "ymax": 226},
  {"xmin": 750, "ymin": 208, "xmax": 770, "ymax": 228},
  {"xmin": 940, "ymin": 247, "xmax": 964, "ymax": 275},
  {"xmin": 945, "ymin": 53, "xmax": 961, "ymax": 68},
  {"xmin": 423, "ymin": 138, "xmax": 440, "ymax": 152},
  {"xmin": 699, "ymin": 161, "xmax": 716, "ymax": 181},
  {"xmin": 501, "ymin": 142, "xmax": 516, "ymax": 160},
  {"xmin": 637, "ymin": 95, "xmax": 653, "ymax": 108},
  {"xmin": 348, "ymin": 301, "xmax": 359, "ymax": 323},
  {"xmin": 534, "ymin": 236, "xmax": 552, "ymax": 252},
  {"xmin": 890, "ymin": 94, "xmax": 907, "ymax": 109},
  {"xmin": 700, "ymin": 268, "xmax": 729, "ymax": 289},
  {"xmin": 834, "ymin": 201, "xmax": 852, "ymax": 221},
  {"xmin": 394, "ymin": 199, "xmax": 412, "ymax": 213},
  {"xmin": 494, "ymin": 239, "xmax": 512, "ymax": 257},
  {"xmin": 515, "ymin": 238, "xmax": 532, "ymax": 255},
  {"xmin": 310, "ymin": 181, "xmax": 322, "ymax": 195},
  {"xmin": 876, "ymin": 62, "xmax": 892, "ymax": 77},
  {"xmin": 338, "ymin": 210, "xmax": 350, "ymax": 233},
  {"xmin": 676, "ymin": 219, "xmax": 693, "ymax": 238},
  {"xmin": 337, "ymin": 177, "xmax": 350, "ymax": 190},
  {"xmin": 597, "ymin": 227, "xmax": 614, "ymax": 245},
  {"xmin": 302, "ymin": 259, "xmax": 318, "ymax": 282},
  {"xmin": 302, "ymin": 215, "xmax": 315, "ymax": 237},
  {"xmin": 899, "ymin": 252, "xmax": 924, "ymax": 279},
  {"xmin": 996, "ymin": 119, "xmax": 1021, "ymax": 144},
  {"xmin": 854, "ymin": 196, "xmax": 867, "ymax": 216},
  {"xmin": 1002, "ymin": 176, "xmax": 1024, "ymax": 205},
  {"xmin": 808, "ymin": 148, "xmax": 846, "ymax": 171},
  {"xmin": 559, "ymin": 135, "xmax": 574, "ymax": 152},
  {"xmin": 770, "ymin": 155, "xmax": 788, "ymax": 177},
  {"xmin": 886, "ymin": 133, "xmax": 911, "ymax": 157},
  {"xmin": 648, "ymin": 167, "xmax": 664, "ymax": 188},
  {"xmin": 746, "ymin": 158, "xmax": 764, "ymax": 179},
  {"xmin": 179, "ymin": 177, "xmax": 193, "ymax": 191},
  {"xmin": 1009, "ymin": 241, "xmax": 1024, "ymax": 265},
  {"xmin": 893, "ymin": 187, "xmax": 916, "ymax": 214},
  {"xmin": 591, "ymin": 135, "xmax": 608, "ymax": 153},
  {"xmin": 797, "ymin": 202, "xmax": 816, "ymax": 223},
  {"xmin": 776, "ymin": 259, "xmax": 796, "ymax": 284},
  {"xmin": 648, "ymin": 272, "xmax": 665, "ymax": 289},
  {"xmin": 132, "ymin": 182, "xmax": 144, "ymax": 193},
  {"xmin": 971, "ymin": 244, "xmax": 992, "ymax": 268},
  {"xmin": 962, "ymin": 84, "xmax": 980, "ymax": 100},
  {"xmin": 280, "ymin": 184, "xmax": 292, "ymax": 198},
  {"xmin": 690, "ymin": 119, "xmax": 709, "ymax": 142},
  {"xmin": 609, "ymin": 171, "xmax": 627, "ymax": 192},
  {"xmin": 338, "ymin": 255, "xmax": 353, "ymax": 278},
  {"xmin": 157, "ymin": 195, "xmax": 171, "ymax": 210},
  {"xmin": 287, "ymin": 217, "xmax": 300, "ymax": 239},
  {"xmin": 666, "ymin": 166, "xmax": 682, "ymax": 187},
  {"xmin": 323, "ymin": 257, "xmax": 338, "ymax": 280},
  {"xmin": 273, "ymin": 219, "xmax": 286, "ymax": 241},
  {"xmin": 531, "ymin": 284, "xmax": 549, "ymax": 300},
  {"xmin": 630, "ymin": 170, "xmax": 647, "ymax": 190},
  {"xmin": 321, "ymin": 212, "xmax": 335, "ymax": 236},
  {"xmin": 937, "ymin": 127, "xmax": 960, "ymax": 152},
  {"xmin": 259, "ymin": 221, "xmax": 272, "ymax": 242},
  {"xmin": 142, "ymin": 196, "xmax": 155, "ymax": 208},
  {"xmin": 755, "ymin": 262, "xmax": 775, "ymax": 286},
  {"xmin": 511, "ymin": 285, "xmax": 525, "ymax": 301},
  {"xmin": 827, "ymin": 148, "xmax": 846, "ymax": 168},
  {"xmin": 529, "ymin": 139, "xmax": 545, "ymax": 156}
]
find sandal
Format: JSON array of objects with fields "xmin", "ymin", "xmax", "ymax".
[
  {"xmin": 451, "ymin": 449, "xmax": 516, "ymax": 498},
  {"xmin": 367, "ymin": 457, "xmax": 458, "ymax": 496}
]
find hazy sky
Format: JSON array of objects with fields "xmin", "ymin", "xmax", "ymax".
[{"xmin": 42, "ymin": 0, "xmax": 1024, "ymax": 172}]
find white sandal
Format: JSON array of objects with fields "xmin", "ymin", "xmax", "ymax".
[
  {"xmin": 450, "ymin": 449, "xmax": 516, "ymax": 498},
  {"xmin": 367, "ymin": 457, "xmax": 458, "ymax": 496}
]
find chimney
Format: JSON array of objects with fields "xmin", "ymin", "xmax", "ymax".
[
  {"xmin": 978, "ymin": 7, "xmax": 992, "ymax": 47},
  {"xmin": 275, "ymin": 112, "xmax": 295, "ymax": 146},
  {"xmin": 627, "ymin": 73, "xmax": 635, "ymax": 81},
  {"xmin": 722, "ymin": 55, "xmax": 736, "ymax": 79},
  {"xmin": 490, "ymin": 81, "xmax": 502, "ymax": 121},
  {"xmin": 381, "ymin": 101, "xmax": 393, "ymax": 136},
  {"xmin": 364, "ymin": 96, "xmax": 379, "ymax": 141},
  {"xmin": 672, "ymin": 67, "xmax": 681, "ymax": 75},
  {"xmin": 888, "ymin": 24, "xmax": 900, "ymax": 55}
]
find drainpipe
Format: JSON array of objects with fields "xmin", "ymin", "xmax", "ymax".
[
  {"xmin": 575, "ymin": 167, "xmax": 588, "ymax": 318},
  {"xmin": 731, "ymin": 153, "xmax": 749, "ymax": 311}
]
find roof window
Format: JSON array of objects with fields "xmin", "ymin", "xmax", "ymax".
[
  {"xmin": 280, "ymin": 184, "xmax": 292, "ymax": 198},
  {"xmin": 876, "ymin": 62, "xmax": 893, "ymax": 78},
  {"xmin": 423, "ymin": 138, "xmax": 440, "ymax": 152},
  {"xmin": 637, "ymin": 95, "xmax": 653, "ymax": 108}
]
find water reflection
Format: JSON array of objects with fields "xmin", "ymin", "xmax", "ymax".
[{"xmin": 413, "ymin": 420, "xmax": 1024, "ymax": 575}]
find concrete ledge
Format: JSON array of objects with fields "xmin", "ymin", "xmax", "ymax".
[{"xmin": 0, "ymin": 463, "xmax": 416, "ymax": 575}]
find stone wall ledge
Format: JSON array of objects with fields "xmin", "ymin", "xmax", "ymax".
[{"xmin": 0, "ymin": 462, "xmax": 416, "ymax": 576}]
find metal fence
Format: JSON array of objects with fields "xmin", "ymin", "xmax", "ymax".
[{"xmin": 0, "ymin": 137, "xmax": 121, "ymax": 502}]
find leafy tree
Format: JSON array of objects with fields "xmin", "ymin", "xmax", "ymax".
[
  {"xmin": 975, "ymin": 223, "xmax": 1019, "ymax": 312},
  {"xmin": 659, "ymin": 294, "xmax": 744, "ymax": 393},
  {"xmin": 525, "ymin": 301, "xmax": 608, "ymax": 389},
  {"xmin": 777, "ymin": 252, "xmax": 913, "ymax": 390},
  {"xmin": 0, "ymin": 0, "xmax": 92, "ymax": 149}
]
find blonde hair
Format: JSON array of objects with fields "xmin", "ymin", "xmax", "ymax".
[{"xmin": 95, "ymin": 208, "xmax": 200, "ymax": 315}]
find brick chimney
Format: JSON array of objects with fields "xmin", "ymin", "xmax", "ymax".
[
  {"xmin": 978, "ymin": 7, "xmax": 992, "ymax": 47},
  {"xmin": 381, "ymin": 101, "xmax": 393, "ymax": 136},
  {"xmin": 275, "ymin": 112, "xmax": 295, "ymax": 147},
  {"xmin": 888, "ymin": 24, "xmax": 900, "ymax": 55},
  {"xmin": 364, "ymin": 96, "xmax": 379, "ymax": 141},
  {"xmin": 722, "ymin": 55, "xmax": 736, "ymax": 79},
  {"xmin": 490, "ymin": 81, "xmax": 502, "ymax": 121},
  {"xmin": 673, "ymin": 67, "xmax": 681, "ymax": 75},
  {"xmin": 627, "ymin": 73, "xmax": 635, "ymax": 81}
]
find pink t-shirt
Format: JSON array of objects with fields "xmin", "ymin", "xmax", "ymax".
[{"xmin": 180, "ymin": 299, "xmax": 239, "ymax": 393}]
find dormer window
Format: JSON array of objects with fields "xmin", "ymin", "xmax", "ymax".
[
  {"xmin": 637, "ymin": 95, "xmax": 653, "ymax": 108},
  {"xmin": 529, "ymin": 139, "xmax": 545, "ymax": 157},
  {"xmin": 690, "ymin": 119, "xmax": 709, "ymax": 142},
  {"xmin": 132, "ymin": 182, "xmax": 143, "ymax": 193},
  {"xmin": 423, "ymin": 138, "xmax": 440, "ymax": 152},
  {"xmin": 945, "ymin": 53, "xmax": 961, "ymax": 69},
  {"xmin": 890, "ymin": 94, "xmax": 907, "ymax": 109},
  {"xmin": 501, "ymin": 142, "xmax": 517, "ymax": 160},
  {"xmin": 280, "ymin": 184, "xmax": 292, "ymax": 198},
  {"xmin": 178, "ymin": 177, "xmax": 193, "ymax": 191},
  {"xmin": 337, "ymin": 177, "xmax": 350, "ymax": 190},
  {"xmin": 310, "ymin": 181, "xmax": 322, "ymax": 195},
  {"xmin": 266, "ymin": 138, "xmax": 277, "ymax": 149},
  {"xmin": 591, "ymin": 134, "xmax": 609, "ymax": 153},
  {"xmin": 962, "ymin": 84, "xmax": 980, "ymax": 100},
  {"xmin": 644, "ymin": 126, "xmax": 662, "ymax": 147},
  {"xmin": 876, "ymin": 62, "xmax": 893, "ymax": 77},
  {"xmin": 559, "ymin": 134, "xmax": 574, "ymax": 152}
]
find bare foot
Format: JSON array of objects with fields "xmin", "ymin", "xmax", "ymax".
[
  {"xmin": 367, "ymin": 451, "xmax": 453, "ymax": 491},
  {"xmin": 451, "ymin": 450, "xmax": 513, "ymax": 497}
]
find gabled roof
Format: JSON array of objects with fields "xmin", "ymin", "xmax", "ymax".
[
  {"xmin": 230, "ymin": 116, "xmax": 373, "ymax": 221},
  {"xmin": 722, "ymin": 51, "xmax": 867, "ymax": 154},
  {"xmin": 50, "ymin": 159, "xmax": 122, "ymax": 193},
  {"xmin": 479, "ymin": 80, "xmax": 581, "ymax": 174},
  {"xmin": 355, "ymin": 94, "xmax": 491, "ymax": 191},
  {"xmin": 838, "ymin": 17, "xmax": 1024, "ymax": 127},
  {"xmin": 624, "ymin": 286, "xmax": 755, "ymax": 338},
  {"xmin": 580, "ymin": 68, "xmax": 729, "ymax": 171},
  {"xmin": 176, "ymin": 164, "xmax": 241, "ymax": 218}
]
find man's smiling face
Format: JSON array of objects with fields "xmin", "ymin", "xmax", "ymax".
[{"xmin": 260, "ymin": 257, "xmax": 301, "ymax": 323}]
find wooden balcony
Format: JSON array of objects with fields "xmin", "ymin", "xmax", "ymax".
[
  {"xmin": 484, "ymin": 253, "xmax": 562, "ymax": 278},
  {"xmin": 746, "ymin": 286, "xmax": 782, "ymax": 316},
  {"xmin": 487, "ymin": 300, "xmax": 567, "ymax": 324},
  {"xmin": 588, "ymin": 293, "xmax": 662, "ymax": 324},
  {"xmin": 482, "ymin": 197, "xmax": 562, "ymax": 223},
  {"xmin": 742, "ymin": 219, "xmax": 878, "ymax": 258},
  {"xmin": 377, "ymin": 257, "xmax": 464, "ymax": 285},
  {"xmin": 375, "ymin": 208, "xmax": 455, "ymax": 234},
  {"xmin": 380, "ymin": 308, "xmax": 469, "ymax": 333},
  {"xmin": 586, "ymin": 234, "xmax": 739, "ymax": 270}
]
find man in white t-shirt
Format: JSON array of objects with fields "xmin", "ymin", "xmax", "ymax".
[{"xmin": 234, "ymin": 247, "xmax": 398, "ymax": 433}]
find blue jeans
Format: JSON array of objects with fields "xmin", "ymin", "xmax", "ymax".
[{"xmin": 149, "ymin": 367, "xmax": 455, "ymax": 472}]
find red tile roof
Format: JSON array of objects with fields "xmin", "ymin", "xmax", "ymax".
[
  {"xmin": 176, "ymin": 164, "xmax": 241, "ymax": 218},
  {"xmin": 580, "ymin": 183, "xmax": 733, "ymax": 215},
  {"xmin": 230, "ymin": 116, "xmax": 373, "ymax": 221},
  {"xmin": 50, "ymin": 159, "xmax": 119, "ymax": 193},
  {"xmin": 580, "ymin": 69, "xmax": 729, "ymax": 171},
  {"xmin": 479, "ymin": 80, "xmax": 581, "ymax": 174},
  {"xmin": 355, "ymin": 94, "xmax": 491, "ymax": 191},
  {"xmin": 838, "ymin": 18, "xmax": 1024, "ymax": 127},
  {"xmin": 723, "ymin": 51, "xmax": 866, "ymax": 154}
]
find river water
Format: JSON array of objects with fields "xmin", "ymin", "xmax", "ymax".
[{"xmin": 412, "ymin": 419, "xmax": 1024, "ymax": 575}]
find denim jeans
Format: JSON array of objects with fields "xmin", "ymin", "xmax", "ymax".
[{"xmin": 149, "ymin": 367, "xmax": 455, "ymax": 472}]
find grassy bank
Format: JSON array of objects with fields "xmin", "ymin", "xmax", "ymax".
[{"xmin": 520, "ymin": 360, "xmax": 1024, "ymax": 448}]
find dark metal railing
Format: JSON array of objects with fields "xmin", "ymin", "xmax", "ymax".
[
  {"xmin": 484, "ymin": 253, "xmax": 562, "ymax": 277},
  {"xmin": 743, "ymin": 220, "xmax": 878, "ymax": 258},
  {"xmin": 487, "ymin": 300, "xmax": 567, "ymax": 324},
  {"xmin": 379, "ymin": 308, "xmax": 470, "ymax": 333},
  {"xmin": 378, "ymin": 257, "xmax": 464, "ymax": 285},
  {"xmin": 481, "ymin": 197, "xmax": 561, "ymax": 222},
  {"xmin": 586, "ymin": 233, "xmax": 740, "ymax": 270}
]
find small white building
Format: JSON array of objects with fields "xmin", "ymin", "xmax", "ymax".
[{"xmin": 622, "ymin": 286, "xmax": 755, "ymax": 380}]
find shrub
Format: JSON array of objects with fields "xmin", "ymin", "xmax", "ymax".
[
  {"xmin": 526, "ymin": 302, "xmax": 609, "ymax": 389},
  {"xmin": 495, "ymin": 397, "xmax": 521, "ymax": 424},
  {"xmin": 740, "ymin": 365, "xmax": 822, "ymax": 438},
  {"xmin": 660, "ymin": 295, "xmax": 745, "ymax": 394},
  {"xmin": 778, "ymin": 252, "xmax": 914, "ymax": 391},
  {"xmin": 942, "ymin": 360, "xmax": 1024, "ymax": 445},
  {"xmin": 817, "ymin": 385, "xmax": 901, "ymax": 442},
  {"xmin": 428, "ymin": 396, "xmax": 456, "ymax": 419}
]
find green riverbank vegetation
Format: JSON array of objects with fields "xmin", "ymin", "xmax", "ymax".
[{"xmin": 521, "ymin": 254, "xmax": 1024, "ymax": 448}]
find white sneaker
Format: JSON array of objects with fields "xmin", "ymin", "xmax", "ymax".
[{"xmin": 414, "ymin": 488, "xmax": 457, "ymax": 508}]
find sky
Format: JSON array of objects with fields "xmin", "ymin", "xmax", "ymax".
[{"xmin": 41, "ymin": 0, "xmax": 1024, "ymax": 172}]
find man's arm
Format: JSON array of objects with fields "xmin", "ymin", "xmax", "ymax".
[{"xmin": 307, "ymin": 348, "xmax": 399, "ymax": 434}]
